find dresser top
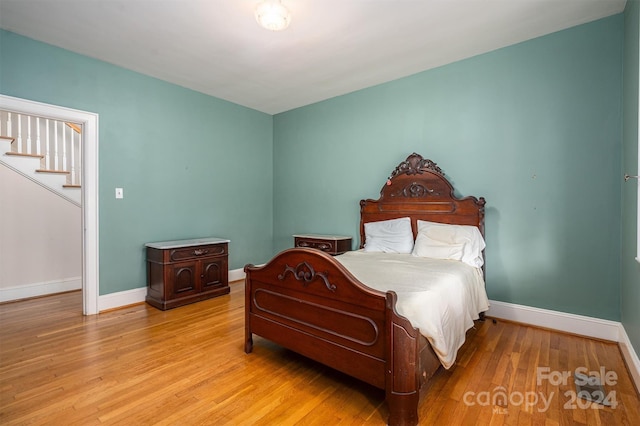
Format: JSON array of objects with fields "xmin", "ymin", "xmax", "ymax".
[{"xmin": 145, "ymin": 237, "xmax": 229, "ymax": 249}]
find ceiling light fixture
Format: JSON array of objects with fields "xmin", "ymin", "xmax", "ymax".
[{"xmin": 255, "ymin": 0, "xmax": 291, "ymax": 31}]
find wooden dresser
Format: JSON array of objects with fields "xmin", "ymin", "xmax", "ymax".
[
  {"xmin": 145, "ymin": 237, "xmax": 229, "ymax": 310},
  {"xmin": 293, "ymin": 234, "xmax": 352, "ymax": 255}
]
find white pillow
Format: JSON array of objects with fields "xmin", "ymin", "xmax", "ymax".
[
  {"xmin": 412, "ymin": 239, "xmax": 465, "ymax": 262},
  {"xmin": 363, "ymin": 217, "xmax": 414, "ymax": 254},
  {"xmin": 413, "ymin": 220, "xmax": 485, "ymax": 268}
]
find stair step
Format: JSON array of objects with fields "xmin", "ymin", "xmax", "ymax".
[
  {"xmin": 36, "ymin": 169, "xmax": 70, "ymax": 175},
  {"xmin": 0, "ymin": 117, "xmax": 81, "ymax": 206},
  {"xmin": 5, "ymin": 151, "xmax": 45, "ymax": 159}
]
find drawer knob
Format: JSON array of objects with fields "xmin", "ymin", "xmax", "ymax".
[
  {"xmin": 297, "ymin": 241, "xmax": 310, "ymax": 247},
  {"xmin": 193, "ymin": 249, "xmax": 209, "ymax": 256}
]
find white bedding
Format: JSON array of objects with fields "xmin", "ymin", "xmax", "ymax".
[{"xmin": 335, "ymin": 250, "xmax": 489, "ymax": 369}]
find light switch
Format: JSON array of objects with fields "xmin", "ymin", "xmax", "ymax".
[{"xmin": 115, "ymin": 188, "xmax": 124, "ymax": 199}]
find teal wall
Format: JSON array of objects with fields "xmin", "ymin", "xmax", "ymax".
[
  {"xmin": 0, "ymin": 14, "xmax": 631, "ymax": 324},
  {"xmin": 0, "ymin": 30, "xmax": 274, "ymax": 295},
  {"xmin": 274, "ymin": 16, "xmax": 624, "ymax": 320},
  {"xmin": 622, "ymin": 1, "xmax": 640, "ymax": 358}
]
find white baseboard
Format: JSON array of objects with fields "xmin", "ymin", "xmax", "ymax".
[
  {"xmin": 618, "ymin": 324, "xmax": 640, "ymax": 392},
  {"xmin": 488, "ymin": 299, "xmax": 640, "ymax": 392},
  {"xmin": 487, "ymin": 300, "xmax": 622, "ymax": 341},
  {"xmin": 97, "ymin": 268, "xmax": 246, "ymax": 312},
  {"xmin": 98, "ymin": 286, "xmax": 147, "ymax": 312},
  {"xmin": 229, "ymin": 268, "xmax": 246, "ymax": 283},
  {"xmin": 0, "ymin": 277, "xmax": 81, "ymax": 302}
]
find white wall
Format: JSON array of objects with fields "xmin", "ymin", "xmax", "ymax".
[{"xmin": 0, "ymin": 164, "xmax": 81, "ymax": 300}]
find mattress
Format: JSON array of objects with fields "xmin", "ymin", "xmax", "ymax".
[{"xmin": 335, "ymin": 250, "xmax": 490, "ymax": 368}]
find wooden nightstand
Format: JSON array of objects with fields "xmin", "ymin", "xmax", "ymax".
[
  {"xmin": 145, "ymin": 237, "xmax": 230, "ymax": 310},
  {"xmin": 293, "ymin": 234, "xmax": 352, "ymax": 255}
]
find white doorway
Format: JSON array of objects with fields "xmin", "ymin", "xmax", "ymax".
[{"xmin": 0, "ymin": 95, "xmax": 99, "ymax": 315}]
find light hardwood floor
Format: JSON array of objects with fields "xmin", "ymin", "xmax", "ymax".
[{"xmin": 1, "ymin": 282, "xmax": 638, "ymax": 425}]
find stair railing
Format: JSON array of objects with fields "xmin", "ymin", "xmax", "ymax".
[{"xmin": 0, "ymin": 110, "xmax": 82, "ymax": 186}]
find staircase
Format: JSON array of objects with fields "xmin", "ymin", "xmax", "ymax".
[{"xmin": 0, "ymin": 110, "xmax": 81, "ymax": 206}]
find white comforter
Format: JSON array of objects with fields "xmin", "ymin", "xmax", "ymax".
[{"xmin": 335, "ymin": 250, "xmax": 489, "ymax": 369}]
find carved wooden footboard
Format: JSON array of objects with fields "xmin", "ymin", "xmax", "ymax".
[{"xmin": 244, "ymin": 248, "xmax": 435, "ymax": 426}]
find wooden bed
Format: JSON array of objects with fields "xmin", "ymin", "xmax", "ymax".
[{"xmin": 244, "ymin": 153, "xmax": 486, "ymax": 426}]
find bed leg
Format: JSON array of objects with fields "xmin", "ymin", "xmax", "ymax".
[
  {"xmin": 245, "ymin": 334, "xmax": 253, "ymax": 354},
  {"xmin": 479, "ymin": 311, "xmax": 486, "ymax": 322},
  {"xmin": 387, "ymin": 392, "xmax": 419, "ymax": 426}
]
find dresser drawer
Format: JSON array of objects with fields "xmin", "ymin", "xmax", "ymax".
[
  {"xmin": 293, "ymin": 235, "xmax": 352, "ymax": 255},
  {"xmin": 169, "ymin": 243, "xmax": 227, "ymax": 262}
]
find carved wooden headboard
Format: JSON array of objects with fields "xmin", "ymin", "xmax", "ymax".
[{"xmin": 359, "ymin": 153, "xmax": 486, "ymax": 248}]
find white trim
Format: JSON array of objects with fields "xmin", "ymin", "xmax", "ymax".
[
  {"xmin": 488, "ymin": 300, "xmax": 640, "ymax": 391},
  {"xmin": 97, "ymin": 268, "xmax": 246, "ymax": 311},
  {"xmin": 0, "ymin": 277, "xmax": 81, "ymax": 302},
  {"xmin": 229, "ymin": 268, "xmax": 246, "ymax": 283},
  {"xmin": 618, "ymin": 324, "xmax": 640, "ymax": 391},
  {"xmin": 487, "ymin": 300, "xmax": 621, "ymax": 341},
  {"xmin": 0, "ymin": 95, "xmax": 99, "ymax": 315},
  {"xmin": 98, "ymin": 286, "xmax": 147, "ymax": 312}
]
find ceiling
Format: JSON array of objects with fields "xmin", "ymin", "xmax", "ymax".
[{"xmin": 0, "ymin": 0, "xmax": 627, "ymax": 115}]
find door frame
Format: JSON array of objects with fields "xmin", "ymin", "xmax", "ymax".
[{"xmin": 0, "ymin": 94, "xmax": 99, "ymax": 315}]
